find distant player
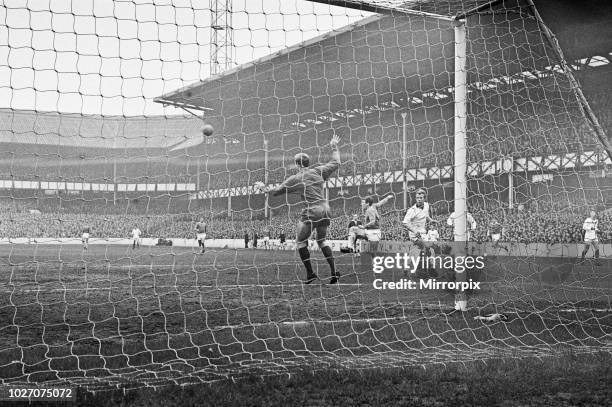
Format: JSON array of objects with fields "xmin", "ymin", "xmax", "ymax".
[
  {"xmin": 195, "ymin": 218, "xmax": 207, "ymax": 253},
  {"xmin": 402, "ymin": 188, "xmax": 436, "ymax": 244},
  {"xmin": 262, "ymin": 227, "xmax": 271, "ymax": 250},
  {"xmin": 487, "ymin": 217, "xmax": 508, "ymax": 254},
  {"xmin": 347, "ymin": 214, "xmax": 364, "ymax": 253},
  {"xmin": 131, "ymin": 227, "xmax": 141, "ymax": 249},
  {"xmin": 447, "ymin": 210, "xmax": 477, "ymax": 240},
  {"xmin": 256, "ymin": 134, "xmax": 341, "ymax": 284},
  {"xmin": 581, "ymin": 210, "xmax": 600, "ymax": 263},
  {"xmin": 279, "ymin": 231, "xmax": 286, "ymax": 250},
  {"xmin": 81, "ymin": 226, "xmax": 90, "ymax": 250},
  {"xmin": 308, "ymin": 232, "xmax": 317, "ymax": 251},
  {"xmin": 362, "ymin": 194, "xmax": 394, "ymax": 253}
]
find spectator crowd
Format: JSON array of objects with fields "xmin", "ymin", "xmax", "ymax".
[{"xmin": 2, "ymin": 199, "xmax": 611, "ymax": 244}]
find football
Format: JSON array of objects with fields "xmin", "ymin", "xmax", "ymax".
[{"xmin": 201, "ymin": 124, "xmax": 214, "ymax": 136}]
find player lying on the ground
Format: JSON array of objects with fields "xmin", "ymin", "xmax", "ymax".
[{"xmin": 255, "ymin": 134, "xmax": 341, "ymax": 284}]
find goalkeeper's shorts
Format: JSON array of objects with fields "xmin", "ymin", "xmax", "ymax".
[{"xmin": 300, "ymin": 206, "xmax": 331, "ymax": 228}]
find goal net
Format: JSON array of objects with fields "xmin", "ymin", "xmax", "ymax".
[{"xmin": 0, "ymin": 0, "xmax": 611, "ymax": 392}]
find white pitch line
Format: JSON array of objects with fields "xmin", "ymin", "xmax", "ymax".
[
  {"xmin": 205, "ymin": 309, "xmax": 612, "ymax": 330},
  {"xmin": 212, "ymin": 317, "xmax": 413, "ymax": 329},
  {"xmin": 0, "ymin": 282, "xmax": 365, "ymax": 293}
]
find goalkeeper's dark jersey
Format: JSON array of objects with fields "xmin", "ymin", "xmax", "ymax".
[{"xmin": 274, "ymin": 157, "xmax": 340, "ymax": 206}]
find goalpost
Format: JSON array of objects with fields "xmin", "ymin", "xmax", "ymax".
[{"xmin": 0, "ymin": 0, "xmax": 611, "ymax": 392}]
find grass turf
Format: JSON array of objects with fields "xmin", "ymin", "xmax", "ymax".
[
  {"xmin": 0, "ymin": 244, "xmax": 610, "ymax": 399},
  {"xmin": 22, "ymin": 352, "xmax": 612, "ymax": 406}
]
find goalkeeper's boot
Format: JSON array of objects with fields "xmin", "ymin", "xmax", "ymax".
[
  {"xmin": 304, "ymin": 273, "xmax": 319, "ymax": 284},
  {"xmin": 329, "ymin": 271, "xmax": 340, "ymax": 285}
]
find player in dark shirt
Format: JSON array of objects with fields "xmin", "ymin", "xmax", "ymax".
[
  {"xmin": 257, "ymin": 135, "xmax": 341, "ymax": 284},
  {"xmin": 195, "ymin": 218, "xmax": 207, "ymax": 253}
]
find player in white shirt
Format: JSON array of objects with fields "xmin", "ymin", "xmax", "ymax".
[
  {"xmin": 447, "ymin": 210, "xmax": 477, "ymax": 240},
  {"xmin": 131, "ymin": 227, "xmax": 141, "ymax": 249},
  {"xmin": 262, "ymin": 228, "xmax": 271, "ymax": 250},
  {"xmin": 81, "ymin": 226, "xmax": 91, "ymax": 251},
  {"xmin": 402, "ymin": 188, "xmax": 436, "ymax": 243},
  {"xmin": 581, "ymin": 210, "xmax": 600, "ymax": 263}
]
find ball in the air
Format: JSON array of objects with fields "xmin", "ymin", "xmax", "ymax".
[
  {"xmin": 254, "ymin": 181, "xmax": 265, "ymax": 192},
  {"xmin": 201, "ymin": 124, "xmax": 214, "ymax": 137}
]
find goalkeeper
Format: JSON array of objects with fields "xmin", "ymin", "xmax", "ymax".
[{"xmin": 256, "ymin": 135, "xmax": 341, "ymax": 284}]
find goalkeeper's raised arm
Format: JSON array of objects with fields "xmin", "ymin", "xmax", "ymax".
[{"xmin": 261, "ymin": 135, "xmax": 341, "ymax": 197}]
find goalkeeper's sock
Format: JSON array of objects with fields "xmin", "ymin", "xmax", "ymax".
[
  {"xmin": 595, "ymin": 249, "xmax": 600, "ymax": 259},
  {"xmin": 320, "ymin": 246, "xmax": 337, "ymax": 277},
  {"xmin": 298, "ymin": 247, "xmax": 316, "ymax": 279}
]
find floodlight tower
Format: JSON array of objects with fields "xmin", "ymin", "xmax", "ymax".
[{"xmin": 210, "ymin": 0, "xmax": 234, "ymax": 75}]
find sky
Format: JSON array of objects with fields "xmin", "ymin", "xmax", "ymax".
[{"xmin": 0, "ymin": 0, "xmax": 371, "ymax": 116}]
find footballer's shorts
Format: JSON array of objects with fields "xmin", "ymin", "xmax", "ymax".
[
  {"xmin": 364, "ymin": 229, "xmax": 381, "ymax": 242},
  {"xmin": 347, "ymin": 232, "xmax": 356, "ymax": 249},
  {"xmin": 263, "ymin": 236, "xmax": 270, "ymax": 243},
  {"xmin": 584, "ymin": 238, "xmax": 599, "ymax": 244},
  {"xmin": 300, "ymin": 205, "xmax": 331, "ymax": 228},
  {"xmin": 491, "ymin": 233, "xmax": 501, "ymax": 242},
  {"xmin": 197, "ymin": 233, "xmax": 206, "ymax": 240},
  {"xmin": 82, "ymin": 233, "xmax": 90, "ymax": 240}
]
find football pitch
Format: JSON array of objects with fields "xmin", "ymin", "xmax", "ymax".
[{"xmin": 0, "ymin": 244, "xmax": 611, "ymax": 392}]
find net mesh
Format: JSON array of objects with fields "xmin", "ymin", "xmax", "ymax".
[{"xmin": 0, "ymin": 0, "xmax": 611, "ymax": 392}]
